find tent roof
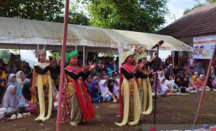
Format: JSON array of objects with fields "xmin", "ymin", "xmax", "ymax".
[{"xmin": 0, "ymin": 17, "xmax": 192, "ymax": 51}]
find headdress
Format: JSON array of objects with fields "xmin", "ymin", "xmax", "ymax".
[
  {"xmin": 120, "ymin": 46, "xmax": 135, "ymax": 64},
  {"xmin": 135, "ymin": 47, "xmax": 147, "ymax": 63},
  {"xmin": 35, "ymin": 45, "xmax": 47, "ymax": 58},
  {"xmin": 65, "ymin": 46, "xmax": 78, "ymax": 63}
]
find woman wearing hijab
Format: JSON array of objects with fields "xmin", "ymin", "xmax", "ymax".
[
  {"xmin": 8, "ymin": 74, "xmax": 25, "ymax": 109},
  {"xmin": 16, "ymin": 71, "xmax": 30, "ymax": 88},
  {"xmin": 1, "ymin": 85, "xmax": 19, "ymax": 118}
]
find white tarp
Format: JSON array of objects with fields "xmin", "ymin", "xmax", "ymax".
[{"xmin": 0, "ymin": 17, "xmax": 193, "ymax": 51}]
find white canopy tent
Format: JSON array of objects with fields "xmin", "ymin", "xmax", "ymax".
[{"xmin": 0, "ymin": 17, "xmax": 193, "ymax": 65}]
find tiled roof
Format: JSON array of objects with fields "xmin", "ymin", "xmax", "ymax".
[{"xmin": 160, "ymin": 3, "xmax": 216, "ymax": 38}]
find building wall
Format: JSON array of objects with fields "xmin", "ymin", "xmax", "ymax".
[{"xmin": 177, "ymin": 34, "xmax": 216, "ymax": 72}]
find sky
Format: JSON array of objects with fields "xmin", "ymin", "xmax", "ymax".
[
  {"xmin": 164, "ymin": 0, "xmax": 205, "ymax": 27},
  {"xmin": 16, "ymin": 0, "xmax": 207, "ymax": 62}
]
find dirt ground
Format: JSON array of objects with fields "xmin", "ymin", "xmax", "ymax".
[{"xmin": 0, "ymin": 92, "xmax": 216, "ymax": 131}]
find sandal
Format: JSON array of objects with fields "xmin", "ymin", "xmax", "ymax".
[{"xmin": 1, "ymin": 115, "xmax": 10, "ymax": 122}]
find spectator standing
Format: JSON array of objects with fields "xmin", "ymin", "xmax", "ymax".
[{"xmin": 149, "ymin": 53, "xmax": 162, "ymax": 71}]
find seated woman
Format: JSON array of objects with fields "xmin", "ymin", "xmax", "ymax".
[
  {"xmin": 16, "ymin": 71, "xmax": 30, "ymax": 88},
  {"xmin": 22, "ymin": 81, "xmax": 37, "ymax": 113},
  {"xmin": 7, "ymin": 74, "xmax": 25, "ymax": 110},
  {"xmin": 99, "ymin": 80, "xmax": 117, "ymax": 102},
  {"xmin": 89, "ymin": 81, "xmax": 103, "ymax": 103},
  {"xmin": 1, "ymin": 85, "xmax": 19, "ymax": 120}
]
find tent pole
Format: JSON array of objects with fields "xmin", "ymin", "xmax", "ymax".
[
  {"xmin": 83, "ymin": 46, "xmax": 85, "ymax": 66},
  {"xmin": 56, "ymin": 0, "xmax": 70, "ymax": 131},
  {"xmin": 172, "ymin": 51, "xmax": 175, "ymax": 66},
  {"xmin": 19, "ymin": 45, "xmax": 21, "ymax": 55},
  {"xmin": 192, "ymin": 44, "xmax": 216, "ymax": 129},
  {"xmin": 37, "ymin": 44, "xmax": 39, "ymax": 50},
  {"xmin": 117, "ymin": 46, "xmax": 123, "ymax": 67}
]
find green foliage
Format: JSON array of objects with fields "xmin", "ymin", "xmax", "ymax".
[
  {"xmin": 0, "ymin": 50, "xmax": 11, "ymax": 64},
  {"xmin": 183, "ymin": 3, "xmax": 204, "ymax": 15},
  {"xmin": 50, "ymin": 51, "xmax": 61, "ymax": 60},
  {"xmin": 0, "ymin": 0, "xmax": 64, "ymax": 22},
  {"xmin": 56, "ymin": 11, "xmax": 90, "ymax": 26},
  {"xmin": 206, "ymin": 0, "xmax": 216, "ymax": 3},
  {"xmin": 83, "ymin": 0, "xmax": 168, "ymax": 33},
  {"xmin": 0, "ymin": 0, "xmax": 90, "ymax": 25}
]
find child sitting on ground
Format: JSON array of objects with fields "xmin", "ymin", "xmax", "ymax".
[
  {"xmin": 113, "ymin": 79, "xmax": 120, "ymax": 100},
  {"xmin": 89, "ymin": 81, "xmax": 103, "ymax": 103},
  {"xmin": 165, "ymin": 74, "xmax": 181, "ymax": 94},
  {"xmin": 181, "ymin": 74, "xmax": 193, "ymax": 93},
  {"xmin": 199, "ymin": 74, "xmax": 211, "ymax": 91},
  {"xmin": 159, "ymin": 78, "xmax": 170, "ymax": 96},
  {"xmin": 192, "ymin": 72, "xmax": 200, "ymax": 90},
  {"xmin": 99, "ymin": 80, "xmax": 117, "ymax": 102}
]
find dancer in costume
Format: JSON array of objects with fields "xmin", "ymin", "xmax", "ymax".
[
  {"xmin": 115, "ymin": 47, "xmax": 141, "ymax": 126},
  {"xmin": 61, "ymin": 47, "xmax": 95, "ymax": 126},
  {"xmin": 31, "ymin": 46, "xmax": 55, "ymax": 121},
  {"xmin": 135, "ymin": 48, "xmax": 153, "ymax": 115}
]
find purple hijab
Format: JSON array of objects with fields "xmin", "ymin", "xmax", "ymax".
[{"xmin": 2, "ymin": 85, "xmax": 19, "ymax": 108}]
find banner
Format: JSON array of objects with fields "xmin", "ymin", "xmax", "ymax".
[{"xmin": 193, "ymin": 35, "xmax": 216, "ymax": 59}]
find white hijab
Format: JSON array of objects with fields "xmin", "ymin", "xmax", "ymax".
[
  {"xmin": 160, "ymin": 79, "xmax": 168, "ymax": 92},
  {"xmin": 99, "ymin": 80, "xmax": 109, "ymax": 95},
  {"xmin": 16, "ymin": 71, "xmax": 25, "ymax": 86},
  {"xmin": 158, "ymin": 71, "xmax": 165, "ymax": 81},
  {"xmin": 113, "ymin": 79, "xmax": 120, "ymax": 92}
]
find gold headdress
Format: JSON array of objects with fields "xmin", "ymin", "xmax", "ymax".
[
  {"xmin": 35, "ymin": 45, "xmax": 47, "ymax": 58},
  {"xmin": 120, "ymin": 46, "xmax": 135, "ymax": 64},
  {"xmin": 135, "ymin": 47, "xmax": 147, "ymax": 63}
]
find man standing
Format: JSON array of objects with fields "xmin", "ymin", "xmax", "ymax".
[{"xmin": 148, "ymin": 53, "xmax": 162, "ymax": 71}]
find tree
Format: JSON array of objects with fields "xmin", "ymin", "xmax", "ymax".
[
  {"xmin": 206, "ymin": 0, "xmax": 216, "ymax": 3},
  {"xmin": 0, "ymin": 0, "xmax": 90, "ymax": 25},
  {"xmin": 83, "ymin": 0, "xmax": 168, "ymax": 33},
  {"xmin": 0, "ymin": 50, "xmax": 11, "ymax": 64},
  {"xmin": 184, "ymin": 0, "xmax": 216, "ymax": 15},
  {"xmin": 0, "ymin": 0, "xmax": 64, "ymax": 22},
  {"xmin": 56, "ymin": 10, "xmax": 90, "ymax": 26}
]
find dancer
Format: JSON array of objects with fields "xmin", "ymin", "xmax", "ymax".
[
  {"xmin": 115, "ymin": 47, "xmax": 141, "ymax": 126},
  {"xmin": 61, "ymin": 47, "xmax": 95, "ymax": 126},
  {"xmin": 135, "ymin": 48, "xmax": 153, "ymax": 115},
  {"xmin": 31, "ymin": 45, "xmax": 55, "ymax": 121}
]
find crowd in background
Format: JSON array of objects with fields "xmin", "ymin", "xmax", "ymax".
[{"xmin": 0, "ymin": 52, "xmax": 216, "ymax": 121}]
